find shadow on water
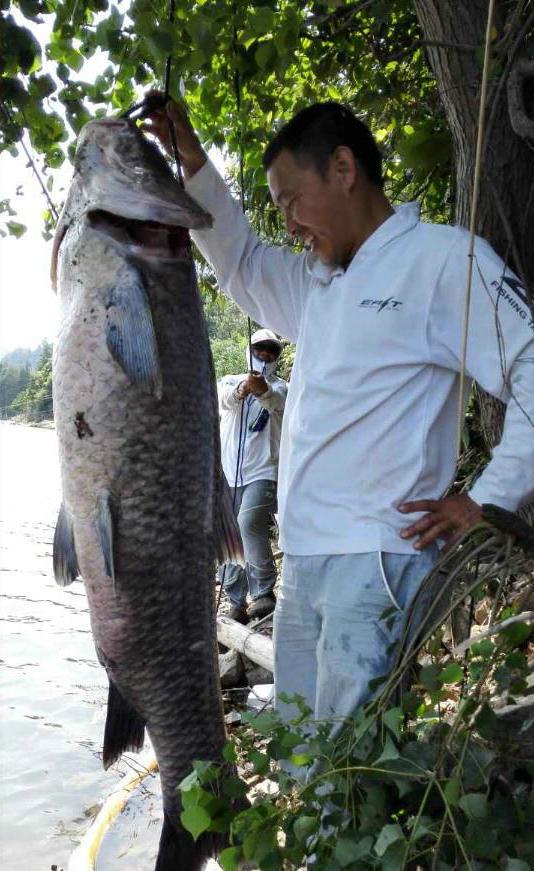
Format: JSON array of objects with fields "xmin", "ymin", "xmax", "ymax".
[{"xmin": 0, "ymin": 423, "xmax": 162, "ymax": 870}]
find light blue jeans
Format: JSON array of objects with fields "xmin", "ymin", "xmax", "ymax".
[
  {"xmin": 273, "ymin": 548, "xmax": 439, "ymax": 724},
  {"xmin": 221, "ymin": 479, "xmax": 278, "ymax": 606}
]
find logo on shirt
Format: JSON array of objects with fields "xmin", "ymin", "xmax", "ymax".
[
  {"xmin": 358, "ymin": 297, "xmax": 403, "ymax": 312},
  {"xmin": 492, "ymin": 276, "xmax": 534, "ymax": 332}
]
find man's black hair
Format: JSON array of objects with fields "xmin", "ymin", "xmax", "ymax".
[{"xmin": 262, "ymin": 102, "xmax": 384, "ymax": 188}]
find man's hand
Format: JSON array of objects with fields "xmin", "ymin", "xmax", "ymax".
[
  {"xmin": 237, "ymin": 374, "xmax": 269, "ymax": 398},
  {"xmin": 398, "ymin": 493, "xmax": 483, "ymax": 551},
  {"xmin": 143, "ymin": 94, "xmax": 207, "ymax": 179}
]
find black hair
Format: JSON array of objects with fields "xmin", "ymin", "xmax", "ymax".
[{"xmin": 262, "ymin": 102, "xmax": 384, "ymax": 188}]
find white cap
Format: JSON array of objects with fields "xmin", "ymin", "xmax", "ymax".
[{"xmin": 251, "ymin": 328, "xmax": 282, "ymax": 349}]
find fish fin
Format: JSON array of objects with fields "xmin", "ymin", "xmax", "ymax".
[
  {"xmin": 103, "ymin": 680, "xmax": 145, "ymax": 770},
  {"xmin": 216, "ymin": 473, "xmax": 245, "ymax": 566},
  {"xmin": 53, "ymin": 503, "xmax": 80, "ymax": 586},
  {"xmin": 97, "ymin": 492, "xmax": 116, "ymax": 589},
  {"xmin": 105, "ymin": 264, "xmax": 162, "ymax": 398},
  {"xmin": 155, "ymin": 813, "xmax": 224, "ymax": 871}
]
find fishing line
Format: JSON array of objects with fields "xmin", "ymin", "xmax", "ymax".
[{"xmin": 217, "ymin": 7, "xmax": 257, "ymax": 615}]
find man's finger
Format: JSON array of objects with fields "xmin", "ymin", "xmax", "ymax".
[
  {"xmin": 400, "ymin": 513, "xmax": 440, "ymax": 539},
  {"xmin": 413, "ymin": 520, "xmax": 451, "ymax": 550},
  {"xmin": 398, "ymin": 499, "xmax": 440, "ymax": 513}
]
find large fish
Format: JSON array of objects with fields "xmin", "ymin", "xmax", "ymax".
[{"xmin": 51, "ymin": 117, "xmax": 243, "ymax": 870}]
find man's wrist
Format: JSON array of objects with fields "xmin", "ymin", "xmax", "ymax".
[{"xmin": 182, "ymin": 150, "xmax": 208, "ymax": 180}]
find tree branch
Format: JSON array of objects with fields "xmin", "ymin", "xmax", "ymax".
[
  {"xmin": 507, "ymin": 57, "xmax": 534, "ymax": 140},
  {"xmin": 453, "ymin": 610, "xmax": 534, "ymax": 655}
]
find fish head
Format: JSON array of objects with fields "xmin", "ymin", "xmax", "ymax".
[{"xmin": 51, "ymin": 118, "xmax": 212, "ymax": 288}]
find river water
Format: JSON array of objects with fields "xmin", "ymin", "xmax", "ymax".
[{"xmin": 0, "ymin": 422, "xmax": 164, "ymax": 869}]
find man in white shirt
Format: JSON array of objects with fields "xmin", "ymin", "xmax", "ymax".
[
  {"xmin": 147, "ymin": 100, "xmax": 534, "ymax": 725},
  {"xmin": 218, "ymin": 328, "xmax": 287, "ymax": 624}
]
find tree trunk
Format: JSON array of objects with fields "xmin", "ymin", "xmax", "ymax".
[{"xmin": 414, "ymin": 0, "xmax": 534, "ymax": 519}]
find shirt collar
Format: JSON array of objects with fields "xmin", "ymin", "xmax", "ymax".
[{"xmin": 306, "ymin": 201, "xmax": 421, "ymax": 285}]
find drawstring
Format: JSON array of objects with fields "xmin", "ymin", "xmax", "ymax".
[{"xmin": 378, "ymin": 552, "xmax": 402, "ymax": 612}]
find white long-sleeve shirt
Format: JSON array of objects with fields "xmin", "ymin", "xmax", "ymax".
[
  {"xmin": 218, "ymin": 367, "xmax": 288, "ymax": 487},
  {"xmin": 188, "ymin": 160, "xmax": 534, "ymax": 555}
]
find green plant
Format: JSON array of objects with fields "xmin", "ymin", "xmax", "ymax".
[{"xmin": 179, "ymin": 524, "xmax": 534, "ymax": 869}]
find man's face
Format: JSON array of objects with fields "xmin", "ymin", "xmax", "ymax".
[
  {"xmin": 267, "ymin": 147, "xmax": 357, "ymax": 267},
  {"xmin": 252, "ymin": 342, "xmax": 280, "ymax": 364}
]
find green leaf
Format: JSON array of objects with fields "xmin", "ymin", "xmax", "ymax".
[
  {"xmin": 250, "ymin": 7, "xmax": 275, "ymax": 36},
  {"xmin": 501, "ymin": 621, "xmax": 533, "ymax": 646},
  {"xmin": 243, "ymin": 710, "xmax": 279, "ymax": 734},
  {"xmin": 243, "ymin": 828, "xmax": 275, "ymax": 862},
  {"xmin": 180, "ymin": 805, "xmax": 211, "ymax": 841},
  {"xmin": 505, "ymin": 860, "xmax": 532, "ymax": 871},
  {"xmin": 443, "ymin": 776, "xmax": 461, "ymax": 806},
  {"xmin": 255, "ymin": 41, "xmax": 276, "ymax": 70},
  {"xmin": 335, "ymin": 835, "xmax": 372, "ymax": 866},
  {"xmin": 374, "ymin": 824, "xmax": 405, "ymax": 857},
  {"xmin": 382, "ymin": 707, "xmax": 403, "ymax": 739},
  {"xmin": 7, "ymin": 221, "xmax": 26, "ymax": 238},
  {"xmin": 420, "ymin": 663, "xmax": 442, "ymax": 692},
  {"xmin": 219, "ymin": 846, "xmax": 242, "ymax": 871},
  {"xmin": 249, "ymin": 749, "xmax": 270, "ymax": 775},
  {"xmin": 470, "ymin": 638, "xmax": 495, "ymax": 658},
  {"xmin": 439, "ymin": 662, "xmax": 464, "ymax": 685},
  {"xmin": 459, "ymin": 793, "xmax": 488, "ymax": 819},
  {"xmin": 293, "ymin": 815, "xmax": 317, "ymax": 843},
  {"xmin": 474, "ymin": 703, "xmax": 498, "ymax": 739},
  {"xmin": 374, "ymin": 735, "xmax": 400, "ymax": 764}
]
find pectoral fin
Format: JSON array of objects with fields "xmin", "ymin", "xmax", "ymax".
[
  {"xmin": 97, "ymin": 491, "xmax": 116, "ymax": 589},
  {"xmin": 216, "ymin": 473, "xmax": 245, "ymax": 566},
  {"xmin": 106, "ymin": 263, "xmax": 162, "ymax": 398},
  {"xmin": 53, "ymin": 503, "xmax": 80, "ymax": 586}
]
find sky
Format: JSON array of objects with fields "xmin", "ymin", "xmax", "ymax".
[
  {"xmin": 0, "ymin": 10, "xmax": 227, "ymax": 359},
  {"xmin": 0, "ymin": 150, "xmax": 65, "ymax": 357}
]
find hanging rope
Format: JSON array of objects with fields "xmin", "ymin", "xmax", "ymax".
[
  {"xmin": 162, "ymin": 0, "xmax": 185, "ymax": 188},
  {"xmin": 455, "ymin": 0, "xmax": 496, "ymax": 460}
]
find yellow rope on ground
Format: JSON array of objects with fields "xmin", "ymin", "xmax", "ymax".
[
  {"xmin": 68, "ymin": 752, "xmax": 159, "ymax": 871},
  {"xmin": 456, "ymin": 0, "xmax": 497, "ymax": 459}
]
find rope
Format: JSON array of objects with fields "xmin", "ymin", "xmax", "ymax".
[
  {"xmin": 455, "ymin": 0, "xmax": 496, "ymax": 460},
  {"xmin": 163, "ymin": 0, "xmax": 184, "ymax": 188}
]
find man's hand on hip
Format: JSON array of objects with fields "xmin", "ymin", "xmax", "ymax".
[{"xmin": 397, "ymin": 492, "xmax": 482, "ymax": 551}]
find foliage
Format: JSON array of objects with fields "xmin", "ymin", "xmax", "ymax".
[
  {"xmin": 0, "ymin": 356, "xmax": 32, "ymax": 418},
  {"xmin": 178, "ymin": 527, "xmax": 534, "ymax": 869},
  {"xmin": 9, "ymin": 338, "xmax": 53, "ymax": 420},
  {"xmin": 1, "ymin": 0, "xmax": 453, "ymax": 234}
]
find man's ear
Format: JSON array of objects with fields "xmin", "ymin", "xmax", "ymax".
[{"xmin": 331, "ymin": 145, "xmax": 358, "ymax": 190}]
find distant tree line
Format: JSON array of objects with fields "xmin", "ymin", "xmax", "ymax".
[
  {"xmin": 0, "ymin": 341, "xmax": 53, "ymax": 422},
  {"xmin": 0, "ymin": 302, "xmax": 289, "ymax": 425}
]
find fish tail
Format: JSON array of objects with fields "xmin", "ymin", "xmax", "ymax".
[{"xmin": 155, "ymin": 813, "xmax": 224, "ymax": 871}]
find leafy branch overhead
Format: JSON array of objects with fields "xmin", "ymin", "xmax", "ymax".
[{"xmin": 2, "ymin": 0, "xmax": 454, "ymax": 229}]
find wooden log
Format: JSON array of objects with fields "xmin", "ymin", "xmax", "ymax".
[{"xmin": 216, "ymin": 615, "xmax": 274, "ymax": 673}]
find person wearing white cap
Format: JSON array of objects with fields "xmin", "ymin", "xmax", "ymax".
[{"xmin": 218, "ymin": 328, "xmax": 288, "ymax": 623}]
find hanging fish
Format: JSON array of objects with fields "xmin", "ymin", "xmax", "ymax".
[{"xmin": 51, "ymin": 117, "xmax": 243, "ymax": 871}]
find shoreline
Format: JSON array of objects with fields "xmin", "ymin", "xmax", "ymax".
[{"xmin": 1, "ymin": 416, "xmax": 55, "ymax": 430}]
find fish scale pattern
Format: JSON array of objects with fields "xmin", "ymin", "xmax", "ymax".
[{"xmin": 54, "ymin": 217, "xmax": 227, "ymax": 866}]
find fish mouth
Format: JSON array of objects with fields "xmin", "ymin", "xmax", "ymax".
[{"xmin": 88, "ymin": 209, "xmax": 192, "ymax": 260}]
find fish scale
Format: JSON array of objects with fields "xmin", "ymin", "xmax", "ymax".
[{"xmin": 52, "ymin": 118, "xmax": 243, "ymax": 870}]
